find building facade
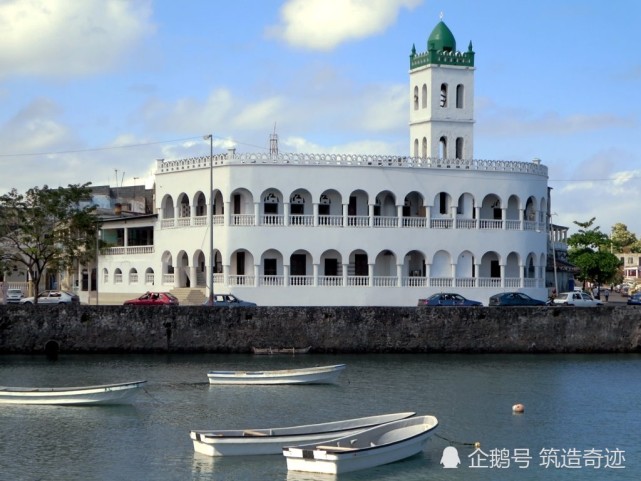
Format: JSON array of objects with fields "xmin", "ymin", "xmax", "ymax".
[{"xmin": 93, "ymin": 20, "xmax": 551, "ymax": 306}]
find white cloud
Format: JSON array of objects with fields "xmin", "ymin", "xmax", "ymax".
[
  {"xmin": 266, "ymin": 0, "xmax": 422, "ymax": 50},
  {"xmin": 0, "ymin": 0, "xmax": 155, "ymax": 78},
  {"xmin": 282, "ymin": 135, "xmax": 397, "ymax": 155}
]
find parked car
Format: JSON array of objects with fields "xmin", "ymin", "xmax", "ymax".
[
  {"xmin": 203, "ymin": 293, "xmax": 257, "ymax": 307},
  {"xmin": 5, "ymin": 288, "xmax": 25, "ymax": 303},
  {"xmin": 627, "ymin": 293, "xmax": 641, "ymax": 306},
  {"xmin": 417, "ymin": 293, "xmax": 483, "ymax": 306},
  {"xmin": 123, "ymin": 292, "xmax": 180, "ymax": 306},
  {"xmin": 488, "ymin": 292, "xmax": 547, "ymax": 306},
  {"xmin": 553, "ymin": 291, "xmax": 603, "ymax": 307},
  {"xmin": 20, "ymin": 290, "xmax": 80, "ymax": 305}
]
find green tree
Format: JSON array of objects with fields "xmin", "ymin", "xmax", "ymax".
[
  {"xmin": 567, "ymin": 218, "xmax": 622, "ymax": 287},
  {"xmin": 0, "ymin": 184, "xmax": 99, "ymax": 303},
  {"xmin": 610, "ymin": 223, "xmax": 639, "ymax": 252}
]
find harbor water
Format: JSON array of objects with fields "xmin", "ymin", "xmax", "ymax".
[{"xmin": 0, "ymin": 353, "xmax": 639, "ymax": 481}]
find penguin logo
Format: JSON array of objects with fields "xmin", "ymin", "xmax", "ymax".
[{"xmin": 440, "ymin": 446, "xmax": 461, "ymax": 468}]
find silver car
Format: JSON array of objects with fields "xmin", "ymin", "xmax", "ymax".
[
  {"xmin": 20, "ymin": 290, "xmax": 80, "ymax": 305},
  {"xmin": 5, "ymin": 288, "xmax": 25, "ymax": 303},
  {"xmin": 553, "ymin": 291, "xmax": 603, "ymax": 307}
]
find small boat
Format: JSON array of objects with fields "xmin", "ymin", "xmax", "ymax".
[
  {"xmin": 251, "ymin": 346, "xmax": 311, "ymax": 355},
  {"xmin": 283, "ymin": 415, "xmax": 439, "ymax": 474},
  {"xmin": 0, "ymin": 380, "xmax": 147, "ymax": 405},
  {"xmin": 207, "ymin": 364, "xmax": 346, "ymax": 385},
  {"xmin": 190, "ymin": 412, "xmax": 416, "ymax": 456}
]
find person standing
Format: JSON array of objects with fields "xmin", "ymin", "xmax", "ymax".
[
  {"xmin": 0, "ymin": 281, "xmax": 7, "ymax": 305},
  {"xmin": 603, "ymin": 288, "xmax": 610, "ymax": 302}
]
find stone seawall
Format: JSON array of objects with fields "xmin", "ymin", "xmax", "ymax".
[{"xmin": 1, "ymin": 305, "xmax": 640, "ymax": 354}]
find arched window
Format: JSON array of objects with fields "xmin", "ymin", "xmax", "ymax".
[
  {"xmin": 413, "ymin": 139, "xmax": 419, "ymax": 158},
  {"xmin": 455, "ymin": 137, "xmax": 464, "ymax": 159},
  {"xmin": 422, "ymin": 137, "xmax": 428, "ymax": 159},
  {"xmin": 421, "ymin": 84, "xmax": 427, "ymax": 108},
  {"xmin": 413, "ymin": 86, "xmax": 419, "ymax": 110},
  {"xmin": 440, "ymin": 83, "xmax": 448, "ymax": 108},
  {"xmin": 456, "ymin": 84, "xmax": 464, "ymax": 108},
  {"xmin": 439, "ymin": 136, "xmax": 447, "ymax": 159}
]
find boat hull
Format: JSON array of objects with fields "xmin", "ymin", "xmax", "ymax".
[
  {"xmin": 190, "ymin": 412, "xmax": 416, "ymax": 456},
  {"xmin": 207, "ymin": 364, "xmax": 345, "ymax": 385},
  {"xmin": 283, "ymin": 415, "xmax": 438, "ymax": 474},
  {"xmin": 0, "ymin": 381, "xmax": 147, "ymax": 405}
]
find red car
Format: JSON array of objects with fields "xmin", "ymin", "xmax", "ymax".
[{"xmin": 123, "ymin": 292, "xmax": 179, "ymax": 306}]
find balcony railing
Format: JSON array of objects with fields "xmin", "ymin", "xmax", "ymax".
[
  {"xmin": 289, "ymin": 215, "xmax": 314, "ymax": 226},
  {"xmin": 103, "ymin": 246, "xmax": 154, "ymax": 255},
  {"xmin": 156, "ymin": 214, "xmax": 549, "ymax": 233},
  {"xmin": 197, "ymin": 274, "xmax": 543, "ymax": 289}
]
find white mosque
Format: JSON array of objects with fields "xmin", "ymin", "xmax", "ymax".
[{"xmin": 94, "ymin": 19, "xmax": 550, "ymax": 306}]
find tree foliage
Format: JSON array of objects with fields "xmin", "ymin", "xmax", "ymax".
[
  {"xmin": 567, "ymin": 218, "xmax": 622, "ymax": 286},
  {"xmin": 610, "ymin": 223, "xmax": 641, "ymax": 253},
  {"xmin": 0, "ymin": 184, "xmax": 99, "ymax": 303}
]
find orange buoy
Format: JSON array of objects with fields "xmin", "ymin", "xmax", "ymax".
[{"xmin": 512, "ymin": 403, "xmax": 525, "ymax": 414}]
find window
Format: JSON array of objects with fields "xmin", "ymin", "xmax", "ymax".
[
  {"xmin": 422, "ymin": 137, "xmax": 427, "ymax": 158},
  {"xmin": 413, "ymin": 86, "xmax": 419, "ymax": 110},
  {"xmin": 354, "ymin": 254, "xmax": 368, "ymax": 276},
  {"xmin": 455, "ymin": 137, "xmax": 463, "ymax": 159},
  {"xmin": 490, "ymin": 260, "xmax": 500, "ymax": 278},
  {"xmin": 439, "ymin": 136, "xmax": 447, "ymax": 159},
  {"xmin": 325, "ymin": 258, "xmax": 338, "ymax": 276},
  {"xmin": 422, "ymin": 84, "xmax": 427, "ymax": 108},
  {"xmin": 264, "ymin": 259, "xmax": 277, "ymax": 276},
  {"xmin": 439, "ymin": 192, "xmax": 448, "ymax": 215},
  {"xmin": 291, "ymin": 254, "xmax": 306, "ymax": 276},
  {"xmin": 440, "ymin": 83, "xmax": 448, "ymax": 108},
  {"xmin": 456, "ymin": 84, "xmax": 464, "ymax": 108},
  {"xmin": 414, "ymin": 138, "xmax": 419, "ymax": 158}
]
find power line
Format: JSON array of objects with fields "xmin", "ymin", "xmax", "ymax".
[
  {"xmin": 0, "ymin": 133, "xmax": 270, "ymax": 158},
  {"xmin": 0, "ymin": 136, "xmax": 201, "ymax": 157}
]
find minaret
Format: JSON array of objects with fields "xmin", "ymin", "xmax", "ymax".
[{"xmin": 409, "ymin": 17, "xmax": 475, "ymax": 160}]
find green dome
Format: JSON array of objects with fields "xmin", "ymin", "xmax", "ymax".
[{"xmin": 428, "ymin": 21, "xmax": 456, "ymax": 52}]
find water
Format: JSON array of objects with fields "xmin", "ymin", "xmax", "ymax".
[{"xmin": 1, "ymin": 353, "xmax": 639, "ymax": 481}]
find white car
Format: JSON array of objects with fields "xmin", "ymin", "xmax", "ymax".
[
  {"xmin": 553, "ymin": 291, "xmax": 603, "ymax": 307},
  {"xmin": 5, "ymin": 288, "xmax": 25, "ymax": 303},
  {"xmin": 20, "ymin": 290, "xmax": 80, "ymax": 305}
]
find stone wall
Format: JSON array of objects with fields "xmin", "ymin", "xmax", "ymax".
[{"xmin": 1, "ymin": 305, "xmax": 640, "ymax": 354}]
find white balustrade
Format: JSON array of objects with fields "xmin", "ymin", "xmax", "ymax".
[
  {"xmin": 289, "ymin": 215, "xmax": 314, "ymax": 226},
  {"xmin": 373, "ymin": 216, "xmax": 398, "ymax": 227},
  {"xmin": 318, "ymin": 276, "xmax": 343, "ymax": 286},
  {"xmin": 290, "ymin": 275, "xmax": 314, "ymax": 286},
  {"xmin": 430, "ymin": 218, "xmax": 453, "ymax": 229},
  {"xmin": 373, "ymin": 276, "xmax": 398, "ymax": 287},
  {"xmin": 347, "ymin": 216, "xmax": 370, "ymax": 227},
  {"xmin": 260, "ymin": 275, "xmax": 284, "ymax": 286},
  {"xmin": 402, "ymin": 217, "xmax": 427, "ymax": 228}
]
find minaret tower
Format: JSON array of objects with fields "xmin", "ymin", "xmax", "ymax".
[{"xmin": 409, "ymin": 16, "xmax": 475, "ymax": 160}]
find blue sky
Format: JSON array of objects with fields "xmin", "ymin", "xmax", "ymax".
[{"xmin": 1, "ymin": 0, "xmax": 640, "ymax": 236}]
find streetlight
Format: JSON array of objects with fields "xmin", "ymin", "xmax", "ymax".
[
  {"xmin": 204, "ymin": 134, "xmax": 214, "ymax": 304},
  {"xmin": 550, "ymin": 212, "xmax": 558, "ymax": 295}
]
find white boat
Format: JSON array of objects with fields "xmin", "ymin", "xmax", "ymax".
[
  {"xmin": 0, "ymin": 380, "xmax": 147, "ymax": 405},
  {"xmin": 190, "ymin": 412, "xmax": 416, "ymax": 457},
  {"xmin": 283, "ymin": 415, "xmax": 439, "ymax": 474},
  {"xmin": 207, "ymin": 364, "xmax": 346, "ymax": 385}
]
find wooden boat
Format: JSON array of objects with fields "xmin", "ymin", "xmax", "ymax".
[
  {"xmin": 251, "ymin": 346, "xmax": 311, "ymax": 355},
  {"xmin": 0, "ymin": 380, "xmax": 147, "ymax": 405},
  {"xmin": 190, "ymin": 412, "xmax": 416, "ymax": 456},
  {"xmin": 207, "ymin": 364, "xmax": 346, "ymax": 385},
  {"xmin": 283, "ymin": 415, "xmax": 439, "ymax": 474}
]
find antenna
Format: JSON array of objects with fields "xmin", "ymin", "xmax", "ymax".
[{"xmin": 269, "ymin": 123, "xmax": 279, "ymax": 157}]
